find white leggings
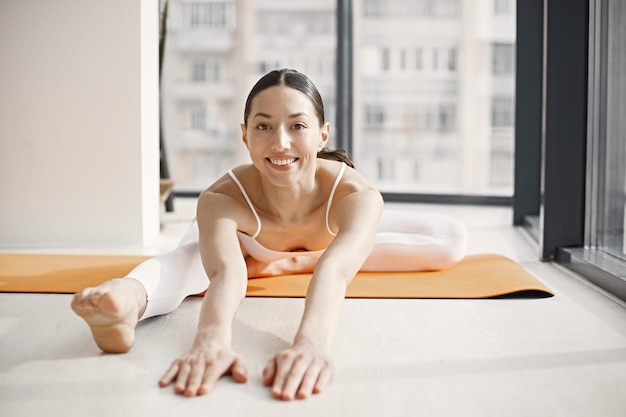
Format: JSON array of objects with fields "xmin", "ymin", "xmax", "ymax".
[{"xmin": 127, "ymin": 210, "xmax": 468, "ymax": 320}]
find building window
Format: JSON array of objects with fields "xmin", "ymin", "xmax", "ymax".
[
  {"xmin": 492, "ymin": 43, "xmax": 515, "ymax": 75},
  {"xmin": 365, "ymin": 105, "xmax": 386, "ymax": 128},
  {"xmin": 399, "ymin": 49, "xmax": 407, "ymax": 70},
  {"xmin": 184, "ymin": 2, "xmax": 231, "ymax": 30},
  {"xmin": 377, "ymin": 157, "xmax": 394, "ymax": 180},
  {"xmin": 439, "ymin": 103, "xmax": 457, "ymax": 131},
  {"xmin": 415, "ymin": 48, "xmax": 424, "ymax": 70},
  {"xmin": 363, "ymin": 0, "xmax": 387, "ymax": 16},
  {"xmin": 363, "ymin": 0, "xmax": 459, "ymax": 17},
  {"xmin": 492, "ymin": 97, "xmax": 514, "ymax": 127},
  {"xmin": 190, "ymin": 107, "xmax": 206, "ymax": 131},
  {"xmin": 191, "ymin": 61, "xmax": 206, "ymax": 82},
  {"xmin": 381, "ymin": 47, "xmax": 391, "ymax": 71},
  {"xmin": 448, "ymin": 47, "xmax": 458, "ymax": 71},
  {"xmin": 191, "ymin": 59, "xmax": 219, "ymax": 82},
  {"xmin": 494, "ymin": 0, "xmax": 512, "ymax": 15},
  {"xmin": 258, "ymin": 11, "xmax": 333, "ymax": 35}
]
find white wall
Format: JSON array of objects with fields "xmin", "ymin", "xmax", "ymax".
[{"xmin": 0, "ymin": 0, "xmax": 160, "ymax": 250}]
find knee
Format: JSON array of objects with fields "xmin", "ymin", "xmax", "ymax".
[{"xmin": 438, "ymin": 217, "xmax": 468, "ymax": 267}]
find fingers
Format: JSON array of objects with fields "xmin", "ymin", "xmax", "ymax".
[
  {"xmin": 158, "ymin": 362, "xmax": 180, "ymax": 388},
  {"xmin": 180, "ymin": 359, "xmax": 207, "ymax": 397},
  {"xmin": 267, "ymin": 351, "xmax": 334, "ymax": 401},
  {"xmin": 312, "ymin": 365, "xmax": 333, "ymax": 394},
  {"xmin": 273, "ymin": 354, "xmax": 309, "ymax": 400},
  {"xmin": 160, "ymin": 347, "xmax": 332, "ymax": 400},
  {"xmin": 159, "ymin": 351, "xmax": 248, "ymax": 397},
  {"xmin": 230, "ymin": 355, "xmax": 248, "ymax": 383},
  {"xmin": 262, "ymin": 358, "xmax": 276, "ymax": 386}
]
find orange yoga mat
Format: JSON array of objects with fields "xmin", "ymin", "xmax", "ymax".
[{"xmin": 0, "ymin": 253, "xmax": 552, "ymax": 299}]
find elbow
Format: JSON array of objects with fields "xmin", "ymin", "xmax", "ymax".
[{"xmin": 205, "ymin": 263, "xmax": 248, "ymax": 299}]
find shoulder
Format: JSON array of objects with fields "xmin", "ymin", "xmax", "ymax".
[
  {"xmin": 319, "ymin": 159, "xmax": 383, "ymax": 210},
  {"xmin": 196, "ymin": 164, "xmax": 258, "ymax": 232},
  {"xmin": 320, "ymin": 159, "xmax": 380, "ymax": 198}
]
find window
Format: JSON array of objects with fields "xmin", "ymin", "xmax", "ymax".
[
  {"xmin": 354, "ymin": 0, "xmax": 515, "ymax": 195},
  {"xmin": 513, "ymin": 0, "xmax": 625, "ymax": 300},
  {"xmin": 415, "ymin": 48, "xmax": 424, "ymax": 70},
  {"xmin": 258, "ymin": 11, "xmax": 334, "ymax": 35},
  {"xmin": 587, "ymin": 0, "xmax": 626, "ymax": 261},
  {"xmin": 184, "ymin": 2, "xmax": 232, "ymax": 29},
  {"xmin": 448, "ymin": 47, "xmax": 458, "ymax": 71},
  {"xmin": 439, "ymin": 103, "xmax": 456, "ymax": 131},
  {"xmin": 190, "ymin": 107, "xmax": 206, "ymax": 130},
  {"xmin": 381, "ymin": 47, "xmax": 391, "ymax": 71},
  {"xmin": 163, "ymin": 0, "xmax": 514, "ymax": 197},
  {"xmin": 365, "ymin": 104, "xmax": 385, "ymax": 128},
  {"xmin": 492, "ymin": 97, "xmax": 514, "ymax": 128},
  {"xmin": 161, "ymin": 0, "xmax": 336, "ymax": 192},
  {"xmin": 494, "ymin": 0, "xmax": 511, "ymax": 15},
  {"xmin": 492, "ymin": 43, "xmax": 515, "ymax": 75},
  {"xmin": 191, "ymin": 59, "xmax": 219, "ymax": 82},
  {"xmin": 363, "ymin": 0, "xmax": 459, "ymax": 17}
]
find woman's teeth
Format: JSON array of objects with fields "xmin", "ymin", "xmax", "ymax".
[{"xmin": 269, "ymin": 158, "xmax": 296, "ymax": 166}]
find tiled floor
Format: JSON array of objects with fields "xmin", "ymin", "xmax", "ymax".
[{"xmin": 1, "ymin": 200, "xmax": 625, "ymax": 417}]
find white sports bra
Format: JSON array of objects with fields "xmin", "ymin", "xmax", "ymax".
[{"xmin": 227, "ymin": 162, "xmax": 347, "ymax": 263}]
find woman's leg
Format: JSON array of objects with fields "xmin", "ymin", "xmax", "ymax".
[
  {"xmin": 360, "ymin": 210, "xmax": 468, "ymax": 272},
  {"xmin": 72, "ymin": 221, "xmax": 208, "ymax": 352},
  {"xmin": 131, "ymin": 222, "xmax": 208, "ymax": 320}
]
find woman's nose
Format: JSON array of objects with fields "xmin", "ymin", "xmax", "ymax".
[{"xmin": 271, "ymin": 127, "xmax": 291, "ymax": 151}]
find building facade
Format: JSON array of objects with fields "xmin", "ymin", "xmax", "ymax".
[{"xmin": 161, "ymin": 0, "xmax": 515, "ymax": 195}]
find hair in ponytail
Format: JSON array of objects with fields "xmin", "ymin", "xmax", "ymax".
[{"xmin": 317, "ymin": 148, "xmax": 355, "ymax": 168}]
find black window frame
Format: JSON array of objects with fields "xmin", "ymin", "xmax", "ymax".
[{"xmin": 512, "ymin": 0, "xmax": 626, "ymax": 301}]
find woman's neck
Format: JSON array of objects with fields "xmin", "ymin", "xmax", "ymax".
[{"xmin": 259, "ymin": 172, "xmax": 320, "ymax": 221}]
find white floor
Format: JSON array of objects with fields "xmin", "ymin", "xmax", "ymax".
[{"xmin": 1, "ymin": 201, "xmax": 625, "ymax": 417}]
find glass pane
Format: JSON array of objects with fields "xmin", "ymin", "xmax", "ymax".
[
  {"xmin": 353, "ymin": 0, "xmax": 516, "ymax": 195},
  {"xmin": 161, "ymin": 0, "xmax": 337, "ymax": 192},
  {"xmin": 600, "ymin": 0, "xmax": 626, "ymax": 260}
]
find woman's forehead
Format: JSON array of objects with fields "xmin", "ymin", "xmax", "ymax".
[{"xmin": 249, "ymin": 86, "xmax": 315, "ymax": 117}]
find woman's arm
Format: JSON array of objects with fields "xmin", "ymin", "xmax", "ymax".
[
  {"xmin": 159, "ymin": 192, "xmax": 249, "ymax": 397},
  {"xmin": 263, "ymin": 185, "xmax": 384, "ymax": 400}
]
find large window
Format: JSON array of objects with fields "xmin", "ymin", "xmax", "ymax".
[
  {"xmin": 161, "ymin": 0, "xmax": 337, "ymax": 192},
  {"xmin": 513, "ymin": 0, "xmax": 625, "ymax": 300},
  {"xmin": 353, "ymin": 0, "xmax": 515, "ymax": 195},
  {"xmin": 586, "ymin": 0, "xmax": 626, "ymax": 262},
  {"xmin": 161, "ymin": 0, "xmax": 516, "ymax": 198}
]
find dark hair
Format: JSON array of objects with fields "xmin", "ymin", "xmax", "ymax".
[{"xmin": 243, "ymin": 68, "xmax": 354, "ymax": 168}]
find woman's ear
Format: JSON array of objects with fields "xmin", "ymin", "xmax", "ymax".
[
  {"xmin": 240, "ymin": 123, "xmax": 249, "ymax": 148},
  {"xmin": 319, "ymin": 122, "xmax": 330, "ymax": 151}
]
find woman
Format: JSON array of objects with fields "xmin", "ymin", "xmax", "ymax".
[{"xmin": 72, "ymin": 69, "xmax": 468, "ymax": 401}]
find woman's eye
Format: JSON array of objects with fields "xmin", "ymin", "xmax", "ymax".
[
  {"xmin": 256, "ymin": 123, "xmax": 270, "ymax": 131},
  {"xmin": 293, "ymin": 123, "xmax": 306, "ymax": 130}
]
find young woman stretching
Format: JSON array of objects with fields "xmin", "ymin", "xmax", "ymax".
[{"xmin": 71, "ymin": 69, "xmax": 468, "ymax": 401}]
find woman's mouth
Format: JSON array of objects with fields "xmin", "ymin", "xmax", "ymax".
[{"xmin": 267, "ymin": 157, "xmax": 298, "ymax": 166}]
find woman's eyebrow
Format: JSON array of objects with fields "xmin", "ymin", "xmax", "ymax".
[
  {"xmin": 253, "ymin": 112, "xmax": 310, "ymax": 119},
  {"xmin": 288, "ymin": 112, "xmax": 309, "ymax": 119}
]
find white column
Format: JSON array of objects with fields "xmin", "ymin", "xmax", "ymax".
[{"xmin": 0, "ymin": 0, "xmax": 160, "ymax": 250}]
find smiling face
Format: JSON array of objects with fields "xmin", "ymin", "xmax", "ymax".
[{"xmin": 241, "ymin": 85, "xmax": 330, "ymax": 186}]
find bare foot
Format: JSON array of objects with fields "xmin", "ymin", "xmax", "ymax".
[{"xmin": 71, "ymin": 278, "xmax": 147, "ymax": 353}]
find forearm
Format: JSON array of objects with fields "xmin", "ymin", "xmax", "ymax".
[
  {"xmin": 293, "ymin": 261, "xmax": 352, "ymax": 349},
  {"xmin": 194, "ymin": 272, "xmax": 246, "ymax": 348}
]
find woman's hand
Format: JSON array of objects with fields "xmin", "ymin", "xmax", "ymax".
[
  {"xmin": 262, "ymin": 341, "xmax": 334, "ymax": 400},
  {"xmin": 159, "ymin": 342, "xmax": 248, "ymax": 397}
]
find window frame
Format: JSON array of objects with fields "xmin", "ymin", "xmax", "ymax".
[{"xmin": 513, "ymin": 0, "xmax": 626, "ymax": 301}]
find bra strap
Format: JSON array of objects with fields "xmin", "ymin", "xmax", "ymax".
[
  {"xmin": 325, "ymin": 162, "xmax": 347, "ymax": 236},
  {"xmin": 227, "ymin": 170, "xmax": 262, "ymax": 238}
]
